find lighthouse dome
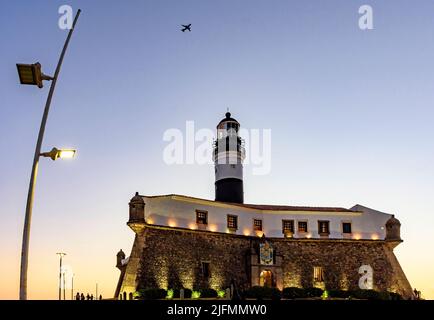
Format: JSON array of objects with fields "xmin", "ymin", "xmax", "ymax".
[{"xmin": 217, "ymin": 112, "xmax": 240, "ymax": 130}]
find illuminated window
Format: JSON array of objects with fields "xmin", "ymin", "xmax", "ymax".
[
  {"xmin": 314, "ymin": 267, "xmax": 324, "ymax": 282},
  {"xmin": 253, "ymin": 219, "xmax": 262, "ymax": 231},
  {"xmin": 298, "ymin": 221, "xmax": 308, "ymax": 233},
  {"xmin": 282, "ymin": 220, "xmax": 294, "ymax": 233},
  {"xmin": 227, "ymin": 215, "xmax": 238, "ymax": 230},
  {"xmin": 201, "ymin": 262, "xmax": 210, "ymax": 278},
  {"xmin": 318, "ymin": 221, "xmax": 330, "ymax": 235},
  {"xmin": 196, "ymin": 210, "xmax": 208, "ymax": 225},
  {"xmin": 342, "ymin": 222, "xmax": 352, "ymax": 234}
]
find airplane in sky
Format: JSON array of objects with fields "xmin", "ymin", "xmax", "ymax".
[{"xmin": 181, "ymin": 24, "xmax": 191, "ymax": 32}]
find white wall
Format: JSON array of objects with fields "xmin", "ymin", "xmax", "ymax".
[{"xmin": 142, "ymin": 195, "xmax": 391, "ymax": 240}]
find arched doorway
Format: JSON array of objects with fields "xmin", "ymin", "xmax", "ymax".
[{"xmin": 259, "ymin": 270, "xmax": 273, "ymax": 287}]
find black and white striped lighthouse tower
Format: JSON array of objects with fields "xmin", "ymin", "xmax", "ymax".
[{"xmin": 213, "ymin": 112, "xmax": 245, "ymax": 203}]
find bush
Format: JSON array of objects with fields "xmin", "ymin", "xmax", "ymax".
[
  {"xmin": 281, "ymin": 288, "xmax": 401, "ymax": 300},
  {"xmin": 328, "ymin": 289, "xmax": 400, "ymax": 300},
  {"xmin": 166, "ymin": 289, "xmax": 174, "ymax": 299},
  {"xmin": 270, "ymin": 288, "xmax": 282, "ymax": 300},
  {"xmin": 282, "ymin": 287, "xmax": 305, "ymax": 299},
  {"xmin": 389, "ymin": 292, "xmax": 402, "ymax": 300},
  {"xmin": 350, "ymin": 289, "xmax": 385, "ymax": 300},
  {"xmin": 182, "ymin": 288, "xmax": 192, "ymax": 299},
  {"xmin": 217, "ymin": 290, "xmax": 226, "ymax": 298},
  {"xmin": 200, "ymin": 288, "xmax": 217, "ymax": 298},
  {"xmin": 137, "ymin": 288, "xmax": 167, "ymax": 300},
  {"xmin": 328, "ymin": 290, "xmax": 351, "ymax": 299},
  {"xmin": 282, "ymin": 287, "xmax": 323, "ymax": 299},
  {"xmin": 171, "ymin": 288, "xmax": 192, "ymax": 299},
  {"xmin": 244, "ymin": 286, "xmax": 281, "ymax": 300},
  {"xmin": 304, "ymin": 287, "xmax": 324, "ymax": 298},
  {"xmin": 378, "ymin": 291, "xmax": 392, "ymax": 301}
]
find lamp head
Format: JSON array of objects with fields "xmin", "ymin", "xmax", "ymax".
[
  {"xmin": 16, "ymin": 62, "xmax": 53, "ymax": 88},
  {"xmin": 41, "ymin": 148, "xmax": 76, "ymax": 161}
]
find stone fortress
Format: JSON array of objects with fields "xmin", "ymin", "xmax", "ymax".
[{"xmin": 115, "ymin": 112, "xmax": 412, "ymax": 299}]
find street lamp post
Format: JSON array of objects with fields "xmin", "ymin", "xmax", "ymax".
[
  {"xmin": 56, "ymin": 253, "xmax": 66, "ymax": 301},
  {"xmin": 63, "ymin": 271, "xmax": 66, "ymax": 300},
  {"xmin": 71, "ymin": 274, "xmax": 74, "ymax": 300},
  {"xmin": 18, "ymin": 9, "xmax": 81, "ymax": 300}
]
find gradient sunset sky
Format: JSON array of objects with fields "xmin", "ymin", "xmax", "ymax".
[{"xmin": 1, "ymin": 0, "xmax": 434, "ymax": 299}]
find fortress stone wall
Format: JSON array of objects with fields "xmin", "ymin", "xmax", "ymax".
[{"xmin": 116, "ymin": 224, "xmax": 413, "ymax": 299}]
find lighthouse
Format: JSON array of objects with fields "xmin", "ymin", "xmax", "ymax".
[{"xmin": 213, "ymin": 112, "xmax": 245, "ymax": 203}]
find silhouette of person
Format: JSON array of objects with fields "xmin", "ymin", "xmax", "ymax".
[
  {"xmin": 86, "ymin": 293, "xmax": 90, "ymax": 300},
  {"xmin": 99, "ymin": 294, "xmax": 102, "ymax": 300},
  {"xmin": 75, "ymin": 292, "xmax": 80, "ymax": 300},
  {"xmin": 413, "ymin": 288, "xmax": 422, "ymax": 299},
  {"xmin": 90, "ymin": 294, "xmax": 94, "ymax": 300},
  {"xmin": 80, "ymin": 293, "xmax": 85, "ymax": 300}
]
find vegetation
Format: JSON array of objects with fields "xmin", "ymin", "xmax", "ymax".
[
  {"xmin": 282, "ymin": 287, "xmax": 305, "ymax": 299},
  {"xmin": 200, "ymin": 288, "xmax": 218, "ymax": 298},
  {"xmin": 135, "ymin": 288, "xmax": 167, "ymax": 300},
  {"xmin": 170, "ymin": 288, "xmax": 192, "ymax": 298},
  {"xmin": 134, "ymin": 286, "xmax": 402, "ymax": 300},
  {"xmin": 304, "ymin": 287, "xmax": 324, "ymax": 298},
  {"xmin": 217, "ymin": 290, "xmax": 226, "ymax": 298},
  {"xmin": 327, "ymin": 289, "xmax": 402, "ymax": 300},
  {"xmin": 243, "ymin": 286, "xmax": 282, "ymax": 300},
  {"xmin": 328, "ymin": 289, "xmax": 352, "ymax": 299}
]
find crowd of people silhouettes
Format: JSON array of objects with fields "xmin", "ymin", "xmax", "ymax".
[{"xmin": 75, "ymin": 292, "xmax": 102, "ymax": 300}]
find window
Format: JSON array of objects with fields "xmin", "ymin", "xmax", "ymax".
[
  {"xmin": 282, "ymin": 220, "xmax": 294, "ymax": 233},
  {"xmin": 196, "ymin": 210, "xmax": 208, "ymax": 225},
  {"xmin": 318, "ymin": 221, "xmax": 330, "ymax": 235},
  {"xmin": 201, "ymin": 262, "xmax": 210, "ymax": 278},
  {"xmin": 298, "ymin": 221, "xmax": 308, "ymax": 233},
  {"xmin": 227, "ymin": 215, "xmax": 238, "ymax": 230},
  {"xmin": 314, "ymin": 267, "xmax": 324, "ymax": 282},
  {"xmin": 342, "ymin": 222, "xmax": 352, "ymax": 234},
  {"xmin": 253, "ymin": 219, "xmax": 263, "ymax": 231}
]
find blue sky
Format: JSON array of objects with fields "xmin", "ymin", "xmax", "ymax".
[{"xmin": 1, "ymin": 0, "xmax": 434, "ymax": 299}]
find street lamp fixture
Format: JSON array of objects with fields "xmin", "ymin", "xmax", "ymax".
[
  {"xmin": 16, "ymin": 62, "xmax": 54, "ymax": 88},
  {"xmin": 40, "ymin": 147, "xmax": 76, "ymax": 161}
]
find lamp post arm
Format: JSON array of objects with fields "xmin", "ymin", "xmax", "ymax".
[{"xmin": 19, "ymin": 9, "xmax": 81, "ymax": 300}]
